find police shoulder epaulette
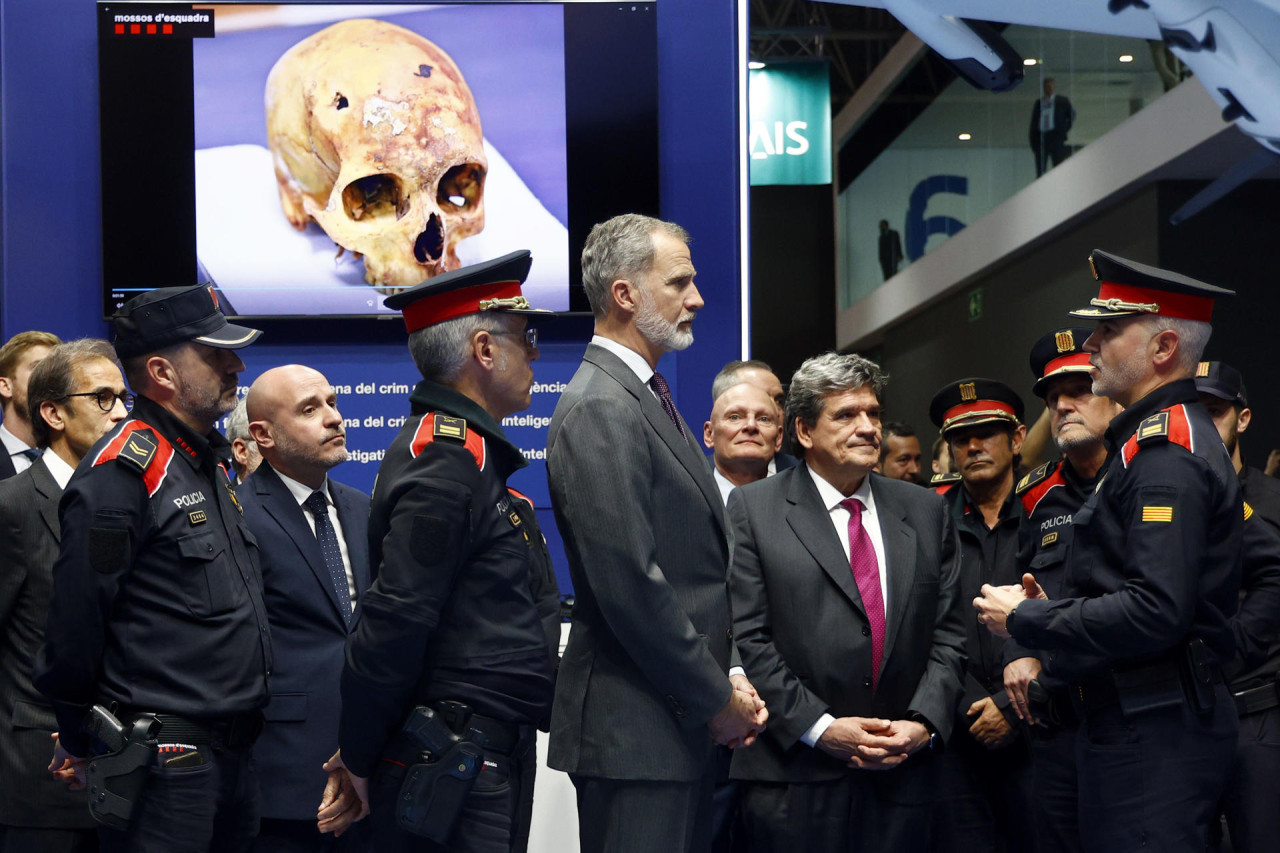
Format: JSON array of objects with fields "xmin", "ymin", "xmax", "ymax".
[
  {"xmin": 91, "ymin": 420, "xmax": 176, "ymax": 497},
  {"xmin": 1244, "ymin": 501, "xmax": 1255, "ymax": 522},
  {"xmin": 1016, "ymin": 462, "xmax": 1053, "ymax": 495},
  {"xmin": 410, "ymin": 412, "xmax": 487, "ymax": 470},
  {"xmin": 1121, "ymin": 404, "xmax": 1194, "ymax": 467},
  {"xmin": 930, "ymin": 472, "xmax": 961, "ymax": 487}
]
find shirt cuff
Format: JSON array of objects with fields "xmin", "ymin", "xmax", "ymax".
[
  {"xmin": 728, "ymin": 666, "xmax": 745, "ymax": 678},
  {"xmin": 800, "ymin": 713, "xmax": 835, "ymax": 747}
]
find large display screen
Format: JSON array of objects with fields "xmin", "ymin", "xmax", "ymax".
[{"xmin": 97, "ymin": 2, "xmax": 658, "ymax": 319}]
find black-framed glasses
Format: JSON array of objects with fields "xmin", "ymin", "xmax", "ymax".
[
  {"xmin": 62, "ymin": 389, "xmax": 135, "ymax": 412},
  {"xmin": 489, "ymin": 328, "xmax": 539, "ymax": 350}
]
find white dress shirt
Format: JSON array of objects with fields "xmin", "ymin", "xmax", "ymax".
[
  {"xmin": 1039, "ymin": 93, "xmax": 1057, "ymax": 132},
  {"xmin": 42, "ymin": 446, "xmax": 76, "ymax": 490},
  {"xmin": 276, "ymin": 471, "xmax": 357, "ymax": 602},
  {"xmin": 800, "ymin": 467, "xmax": 890, "ymax": 747},
  {"xmin": 0, "ymin": 423, "xmax": 35, "ymax": 475},
  {"xmin": 591, "ymin": 335, "xmax": 659, "ymax": 401}
]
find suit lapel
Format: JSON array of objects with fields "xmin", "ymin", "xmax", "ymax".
[
  {"xmin": 870, "ymin": 478, "xmax": 918, "ymax": 667},
  {"xmin": 584, "ymin": 345, "xmax": 725, "ymax": 534},
  {"xmin": 30, "ymin": 460, "xmax": 63, "ymax": 542},
  {"xmin": 785, "ymin": 465, "xmax": 865, "ymax": 616},
  {"xmin": 331, "ymin": 484, "xmax": 370, "ymax": 597},
  {"xmin": 255, "ymin": 465, "xmax": 348, "ymax": 624}
]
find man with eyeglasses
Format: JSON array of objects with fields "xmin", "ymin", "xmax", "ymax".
[
  {"xmin": 336, "ymin": 251, "xmax": 562, "ymax": 852},
  {"xmin": 36, "ymin": 284, "xmax": 270, "ymax": 853},
  {"xmin": 0, "ymin": 338, "xmax": 127, "ymax": 853}
]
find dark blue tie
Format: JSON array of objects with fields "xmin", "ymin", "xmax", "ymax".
[
  {"xmin": 303, "ymin": 491, "xmax": 353, "ymax": 625},
  {"xmin": 19, "ymin": 448, "xmax": 40, "ymax": 463}
]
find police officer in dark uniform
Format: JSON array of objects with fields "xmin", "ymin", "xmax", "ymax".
[
  {"xmin": 1195, "ymin": 361, "xmax": 1280, "ymax": 853},
  {"xmin": 927, "ymin": 379, "xmax": 1039, "ymax": 853},
  {"xmin": 35, "ymin": 284, "xmax": 272, "ymax": 852},
  {"xmin": 975, "ymin": 250, "xmax": 1243, "ymax": 852},
  {"xmin": 1002, "ymin": 328, "xmax": 1120, "ymax": 853},
  {"xmin": 335, "ymin": 251, "xmax": 558, "ymax": 852}
]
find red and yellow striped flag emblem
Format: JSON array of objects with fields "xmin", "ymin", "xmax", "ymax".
[{"xmin": 1142, "ymin": 506, "xmax": 1174, "ymax": 522}]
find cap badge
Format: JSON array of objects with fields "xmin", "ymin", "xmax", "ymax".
[
  {"xmin": 1055, "ymin": 331, "xmax": 1074, "ymax": 353},
  {"xmin": 959, "ymin": 382, "xmax": 977, "ymax": 402},
  {"xmin": 1196, "ymin": 361, "xmax": 1211, "ymax": 377},
  {"xmin": 1088, "ymin": 254, "xmax": 1099, "ymax": 280}
]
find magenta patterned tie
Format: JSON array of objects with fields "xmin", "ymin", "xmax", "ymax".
[
  {"xmin": 649, "ymin": 371, "xmax": 686, "ymax": 439},
  {"xmin": 840, "ymin": 497, "xmax": 884, "ymax": 688}
]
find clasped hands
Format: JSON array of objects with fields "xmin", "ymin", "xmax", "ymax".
[
  {"xmin": 816, "ymin": 716, "xmax": 929, "ymax": 770},
  {"xmin": 973, "ymin": 573, "xmax": 1047, "ymax": 638},
  {"xmin": 708, "ymin": 673, "xmax": 769, "ymax": 748},
  {"xmin": 317, "ymin": 750, "xmax": 368, "ymax": 837}
]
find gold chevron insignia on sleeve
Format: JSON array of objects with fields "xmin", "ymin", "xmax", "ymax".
[
  {"xmin": 1141, "ymin": 505, "xmax": 1174, "ymax": 522},
  {"xmin": 120, "ymin": 433, "xmax": 157, "ymax": 469},
  {"xmin": 1244, "ymin": 501, "xmax": 1254, "ymax": 521},
  {"xmin": 433, "ymin": 415, "xmax": 467, "ymax": 441}
]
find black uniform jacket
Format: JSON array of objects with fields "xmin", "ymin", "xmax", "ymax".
[
  {"xmin": 1011, "ymin": 380, "xmax": 1243, "ymax": 681},
  {"xmin": 1001, "ymin": 458, "xmax": 1097, "ymax": 684},
  {"xmin": 35, "ymin": 396, "xmax": 273, "ymax": 757},
  {"xmin": 1228, "ymin": 466, "xmax": 1280, "ymax": 688},
  {"xmin": 339, "ymin": 381, "xmax": 554, "ymax": 778},
  {"xmin": 943, "ymin": 483, "xmax": 1025, "ymax": 719}
]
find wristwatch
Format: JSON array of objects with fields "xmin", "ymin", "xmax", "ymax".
[{"xmin": 909, "ymin": 713, "xmax": 941, "ymax": 752}]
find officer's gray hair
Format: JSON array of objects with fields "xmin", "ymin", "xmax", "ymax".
[
  {"xmin": 408, "ymin": 312, "xmax": 521, "ymax": 384},
  {"xmin": 1138, "ymin": 314, "xmax": 1212, "ymax": 373},
  {"xmin": 581, "ymin": 214, "xmax": 690, "ymax": 320},
  {"xmin": 225, "ymin": 396, "xmax": 252, "ymax": 445},
  {"xmin": 711, "ymin": 359, "xmax": 776, "ymax": 403},
  {"xmin": 785, "ymin": 352, "xmax": 887, "ymax": 458},
  {"xmin": 27, "ymin": 338, "xmax": 119, "ymax": 448}
]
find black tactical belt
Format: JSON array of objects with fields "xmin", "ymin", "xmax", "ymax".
[
  {"xmin": 1073, "ymin": 656, "xmax": 1223, "ymax": 715},
  {"xmin": 121, "ymin": 711, "xmax": 264, "ymax": 749},
  {"xmin": 431, "ymin": 703, "xmax": 531, "ymax": 757},
  {"xmin": 1232, "ymin": 681, "xmax": 1280, "ymax": 717}
]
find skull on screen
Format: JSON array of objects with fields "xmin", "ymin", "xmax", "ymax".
[{"xmin": 265, "ymin": 18, "xmax": 487, "ymax": 293}]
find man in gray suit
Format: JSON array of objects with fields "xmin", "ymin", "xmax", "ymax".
[
  {"xmin": 729, "ymin": 352, "xmax": 967, "ymax": 851},
  {"xmin": 547, "ymin": 214, "xmax": 766, "ymax": 853},
  {"xmin": 0, "ymin": 338, "xmax": 128, "ymax": 852}
]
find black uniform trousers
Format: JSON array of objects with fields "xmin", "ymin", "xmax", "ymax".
[
  {"xmin": 0, "ymin": 826, "xmax": 97, "ymax": 853},
  {"xmin": 1076, "ymin": 685, "xmax": 1236, "ymax": 852},
  {"xmin": 97, "ymin": 746, "xmax": 258, "ymax": 853},
  {"xmin": 1216, "ymin": 705, "xmax": 1280, "ymax": 853},
  {"xmin": 251, "ymin": 817, "xmax": 370, "ymax": 853},
  {"xmin": 367, "ymin": 737, "xmax": 536, "ymax": 853},
  {"xmin": 1027, "ymin": 718, "xmax": 1080, "ymax": 853},
  {"xmin": 932, "ymin": 731, "xmax": 1037, "ymax": 853}
]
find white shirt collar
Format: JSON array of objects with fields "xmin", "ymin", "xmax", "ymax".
[
  {"xmin": 276, "ymin": 468, "xmax": 331, "ymax": 508},
  {"xmin": 713, "ymin": 467, "xmax": 736, "ymax": 506},
  {"xmin": 591, "ymin": 335, "xmax": 655, "ymax": 386},
  {"xmin": 0, "ymin": 423, "xmax": 30, "ymax": 457},
  {"xmin": 807, "ymin": 463, "xmax": 875, "ymax": 512},
  {"xmin": 41, "ymin": 447, "xmax": 76, "ymax": 490}
]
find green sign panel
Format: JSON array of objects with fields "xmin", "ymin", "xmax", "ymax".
[{"xmin": 749, "ymin": 63, "xmax": 832, "ymax": 186}]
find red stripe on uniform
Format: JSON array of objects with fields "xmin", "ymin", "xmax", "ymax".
[
  {"xmin": 92, "ymin": 419, "xmax": 176, "ymax": 496},
  {"xmin": 1021, "ymin": 465, "xmax": 1067, "ymax": 517},
  {"xmin": 508, "ymin": 487, "xmax": 534, "ymax": 509},
  {"xmin": 409, "ymin": 413, "xmax": 487, "ymax": 470}
]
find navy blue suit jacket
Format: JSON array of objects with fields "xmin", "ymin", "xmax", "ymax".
[{"xmin": 239, "ymin": 462, "xmax": 370, "ymax": 820}]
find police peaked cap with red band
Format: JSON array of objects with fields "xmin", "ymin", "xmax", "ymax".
[
  {"xmin": 1029, "ymin": 327, "xmax": 1095, "ymax": 398},
  {"xmin": 1070, "ymin": 249, "xmax": 1234, "ymax": 322},
  {"xmin": 929, "ymin": 378, "xmax": 1025, "ymax": 437},
  {"xmin": 383, "ymin": 250, "xmax": 554, "ymax": 333},
  {"xmin": 1194, "ymin": 360, "xmax": 1248, "ymax": 408},
  {"xmin": 113, "ymin": 284, "xmax": 262, "ymax": 359}
]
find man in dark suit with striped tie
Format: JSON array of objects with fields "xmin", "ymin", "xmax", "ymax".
[
  {"xmin": 240, "ymin": 365, "xmax": 371, "ymax": 851},
  {"xmin": 0, "ymin": 338, "xmax": 128, "ymax": 852}
]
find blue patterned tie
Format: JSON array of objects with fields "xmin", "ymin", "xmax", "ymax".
[
  {"xmin": 19, "ymin": 448, "xmax": 41, "ymax": 463},
  {"xmin": 303, "ymin": 491, "xmax": 353, "ymax": 624}
]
